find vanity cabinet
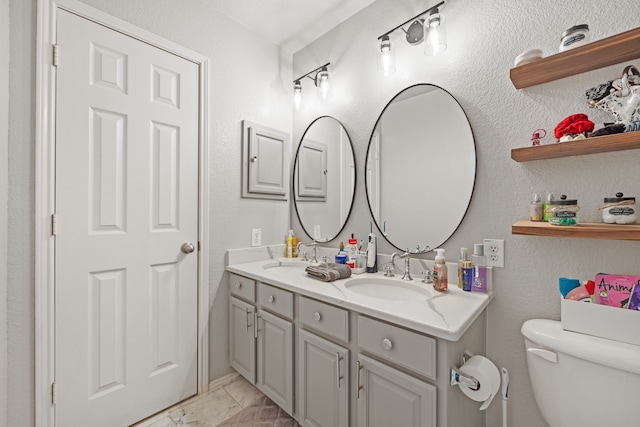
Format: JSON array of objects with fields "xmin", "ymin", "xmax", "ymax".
[
  {"xmin": 228, "ymin": 273, "xmax": 294, "ymax": 414},
  {"xmin": 228, "ymin": 271, "xmax": 486, "ymax": 427}
]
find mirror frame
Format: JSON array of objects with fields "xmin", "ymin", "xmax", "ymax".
[
  {"xmin": 293, "ymin": 116, "xmax": 357, "ymax": 242},
  {"xmin": 364, "ymin": 84, "xmax": 476, "ymax": 252}
]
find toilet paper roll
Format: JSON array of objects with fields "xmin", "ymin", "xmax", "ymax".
[{"xmin": 457, "ymin": 355, "xmax": 501, "ymax": 410}]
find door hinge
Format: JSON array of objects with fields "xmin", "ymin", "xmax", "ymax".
[
  {"xmin": 51, "ymin": 213, "xmax": 58, "ymax": 236},
  {"xmin": 51, "ymin": 382, "xmax": 57, "ymax": 405},
  {"xmin": 52, "ymin": 44, "xmax": 59, "ymax": 67}
]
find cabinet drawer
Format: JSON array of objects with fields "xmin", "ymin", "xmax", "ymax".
[
  {"xmin": 257, "ymin": 282, "xmax": 293, "ymax": 319},
  {"xmin": 299, "ymin": 296, "xmax": 349, "ymax": 342},
  {"xmin": 357, "ymin": 315, "xmax": 436, "ymax": 380},
  {"xmin": 229, "ymin": 273, "xmax": 255, "ymax": 302}
]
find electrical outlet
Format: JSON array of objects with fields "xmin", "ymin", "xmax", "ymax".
[
  {"xmin": 313, "ymin": 225, "xmax": 321, "ymax": 240},
  {"xmin": 251, "ymin": 228, "xmax": 262, "ymax": 247},
  {"xmin": 483, "ymin": 238, "xmax": 504, "ymax": 268}
]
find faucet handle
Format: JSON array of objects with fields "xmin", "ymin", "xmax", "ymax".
[
  {"xmin": 383, "ymin": 262, "xmax": 395, "ymax": 277},
  {"xmin": 422, "ymin": 269, "xmax": 433, "ymax": 284}
]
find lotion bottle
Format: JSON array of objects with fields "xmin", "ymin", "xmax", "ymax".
[{"xmin": 432, "ymin": 248, "xmax": 448, "ymax": 293}]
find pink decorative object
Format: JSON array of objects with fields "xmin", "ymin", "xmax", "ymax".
[{"xmin": 530, "ymin": 128, "xmax": 546, "ymax": 146}]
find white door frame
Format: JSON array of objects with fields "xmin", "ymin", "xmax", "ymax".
[{"xmin": 35, "ymin": 1, "xmax": 210, "ymax": 425}]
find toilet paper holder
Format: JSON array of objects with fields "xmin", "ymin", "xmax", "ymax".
[{"xmin": 450, "ymin": 351, "xmax": 480, "ymax": 391}]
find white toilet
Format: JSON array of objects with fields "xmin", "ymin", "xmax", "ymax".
[{"xmin": 521, "ymin": 319, "xmax": 640, "ymax": 427}]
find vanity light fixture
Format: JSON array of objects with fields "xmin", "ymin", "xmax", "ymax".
[
  {"xmin": 292, "ymin": 62, "xmax": 331, "ymax": 110},
  {"xmin": 377, "ymin": 1, "xmax": 446, "ymax": 75}
]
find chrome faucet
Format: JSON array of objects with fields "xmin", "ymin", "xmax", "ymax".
[
  {"xmin": 296, "ymin": 240, "xmax": 318, "ymax": 263},
  {"xmin": 390, "ymin": 249, "xmax": 413, "ymax": 281}
]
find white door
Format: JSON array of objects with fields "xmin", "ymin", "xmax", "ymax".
[{"xmin": 55, "ymin": 10, "xmax": 199, "ymax": 427}]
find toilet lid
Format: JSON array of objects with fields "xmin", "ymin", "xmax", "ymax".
[{"xmin": 521, "ymin": 319, "xmax": 640, "ymax": 375}]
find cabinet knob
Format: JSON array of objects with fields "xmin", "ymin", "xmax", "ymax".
[
  {"xmin": 382, "ymin": 338, "xmax": 393, "ymax": 350},
  {"xmin": 235, "ymin": 282, "xmax": 242, "ymax": 289},
  {"xmin": 314, "ymin": 312, "xmax": 322, "ymax": 322},
  {"xmin": 268, "ymin": 295, "xmax": 275, "ymax": 303}
]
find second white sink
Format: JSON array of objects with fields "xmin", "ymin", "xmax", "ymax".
[{"xmin": 344, "ymin": 277, "xmax": 436, "ymax": 301}]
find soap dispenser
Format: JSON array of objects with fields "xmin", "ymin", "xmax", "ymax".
[{"xmin": 432, "ymin": 248, "xmax": 448, "ymax": 293}]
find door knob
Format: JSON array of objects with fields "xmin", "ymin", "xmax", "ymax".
[{"xmin": 181, "ymin": 242, "xmax": 195, "ymax": 254}]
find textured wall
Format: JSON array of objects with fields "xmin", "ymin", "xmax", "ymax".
[
  {"xmin": 1, "ymin": 0, "xmax": 9, "ymax": 423},
  {"xmin": 293, "ymin": 1, "xmax": 640, "ymax": 426},
  {"xmin": 6, "ymin": 0, "xmax": 291, "ymax": 424}
]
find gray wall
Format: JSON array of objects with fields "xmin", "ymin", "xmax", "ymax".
[
  {"xmin": 1, "ymin": 0, "xmax": 9, "ymax": 423},
  {"xmin": 6, "ymin": 0, "xmax": 291, "ymax": 424},
  {"xmin": 292, "ymin": 1, "xmax": 640, "ymax": 426}
]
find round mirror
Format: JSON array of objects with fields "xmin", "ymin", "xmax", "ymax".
[
  {"xmin": 365, "ymin": 84, "xmax": 475, "ymax": 252},
  {"xmin": 294, "ymin": 116, "xmax": 356, "ymax": 242}
]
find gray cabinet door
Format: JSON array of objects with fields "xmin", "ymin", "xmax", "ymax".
[
  {"xmin": 357, "ymin": 355, "xmax": 436, "ymax": 427},
  {"xmin": 229, "ymin": 296, "xmax": 256, "ymax": 383},
  {"xmin": 257, "ymin": 309, "xmax": 293, "ymax": 414},
  {"xmin": 298, "ymin": 329, "xmax": 349, "ymax": 427}
]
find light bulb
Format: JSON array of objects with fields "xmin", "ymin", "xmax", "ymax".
[
  {"xmin": 293, "ymin": 81, "xmax": 302, "ymax": 110},
  {"xmin": 378, "ymin": 35, "xmax": 396, "ymax": 77},
  {"xmin": 424, "ymin": 9, "xmax": 447, "ymax": 56},
  {"xmin": 315, "ymin": 67, "xmax": 331, "ymax": 100}
]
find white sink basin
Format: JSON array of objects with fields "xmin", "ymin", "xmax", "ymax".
[{"xmin": 344, "ymin": 277, "xmax": 436, "ymax": 301}]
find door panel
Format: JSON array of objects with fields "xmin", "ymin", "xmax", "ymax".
[
  {"xmin": 257, "ymin": 310, "xmax": 293, "ymax": 414},
  {"xmin": 55, "ymin": 9, "xmax": 199, "ymax": 427},
  {"xmin": 298, "ymin": 329, "xmax": 348, "ymax": 427},
  {"xmin": 357, "ymin": 355, "xmax": 436, "ymax": 427}
]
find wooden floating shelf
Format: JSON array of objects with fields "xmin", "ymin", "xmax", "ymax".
[
  {"xmin": 509, "ymin": 27, "xmax": 640, "ymax": 89},
  {"xmin": 512, "ymin": 220, "xmax": 640, "ymax": 241},
  {"xmin": 511, "ymin": 132, "xmax": 640, "ymax": 162}
]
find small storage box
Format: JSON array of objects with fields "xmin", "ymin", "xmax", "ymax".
[{"xmin": 561, "ymin": 299, "xmax": 640, "ymax": 346}]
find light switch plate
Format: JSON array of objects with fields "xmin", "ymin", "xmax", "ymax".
[
  {"xmin": 313, "ymin": 225, "xmax": 321, "ymax": 240},
  {"xmin": 251, "ymin": 228, "xmax": 262, "ymax": 247}
]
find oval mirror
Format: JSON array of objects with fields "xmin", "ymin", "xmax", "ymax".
[
  {"xmin": 294, "ymin": 116, "xmax": 356, "ymax": 242},
  {"xmin": 365, "ymin": 84, "xmax": 475, "ymax": 252}
]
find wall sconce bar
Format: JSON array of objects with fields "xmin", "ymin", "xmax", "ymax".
[
  {"xmin": 293, "ymin": 62, "xmax": 331, "ymax": 83},
  {"xmin": 292, "ymin": 62, "xmax": 332, "ymax": 109},
  {"xmin": 378, "ymin": 1, "xmax": 444, "ymax": 40}
]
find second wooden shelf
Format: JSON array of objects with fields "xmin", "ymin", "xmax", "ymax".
[
  {"xmin": 511, "ymin": 132, "xmax": 640, "ymax": 162},
  {"xmin": 512, "ymin": 220, "xmax": 640, "ymax": 240}
]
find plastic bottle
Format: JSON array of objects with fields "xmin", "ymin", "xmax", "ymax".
[
  {"xmin": 457, "ymin": 247, "xmax": 468, "ymax": 289},
  {"xmin": 432, "ymin": 249, "xmax": 448, "ymax": 293},
  {"xmin": 471, "ymin": 243, "xmax": 487, "ymax": 292},
  {"xmin": 462, "ymin": 260, "xmax": 473, "ymax": 292},
  {"xmin": 286, "ymin": 230, "xmax": 294, "ymax": 258}
]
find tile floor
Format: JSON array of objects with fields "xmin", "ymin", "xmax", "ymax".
[{"xmin": 133, "ymin": 374, "xmax": 265, "ymax": 427}]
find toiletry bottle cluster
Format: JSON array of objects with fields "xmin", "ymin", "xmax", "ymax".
[
  {"xmin": 457, "ymin": 244, "xmax": 490, "ymax": 293},
  {"xmin": 335, "ymin": 233, "xmax": 368, "ymax": 273}
]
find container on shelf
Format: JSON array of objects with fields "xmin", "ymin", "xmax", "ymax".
[
  {"xmin": 559, "ymin": 24, "xmax": 590, "ymax": 52},
  {"xmin": 600, "ymin": 192, "xmax": 637, "ymax": 224},
  {"xmin": 548, "ymin": 195, "xmax": 579, "ymax": 226}
]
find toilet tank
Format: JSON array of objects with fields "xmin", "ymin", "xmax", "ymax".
[{"xmin": 521, "ymin": 319, "xmax": 640, "ymax": 427}]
